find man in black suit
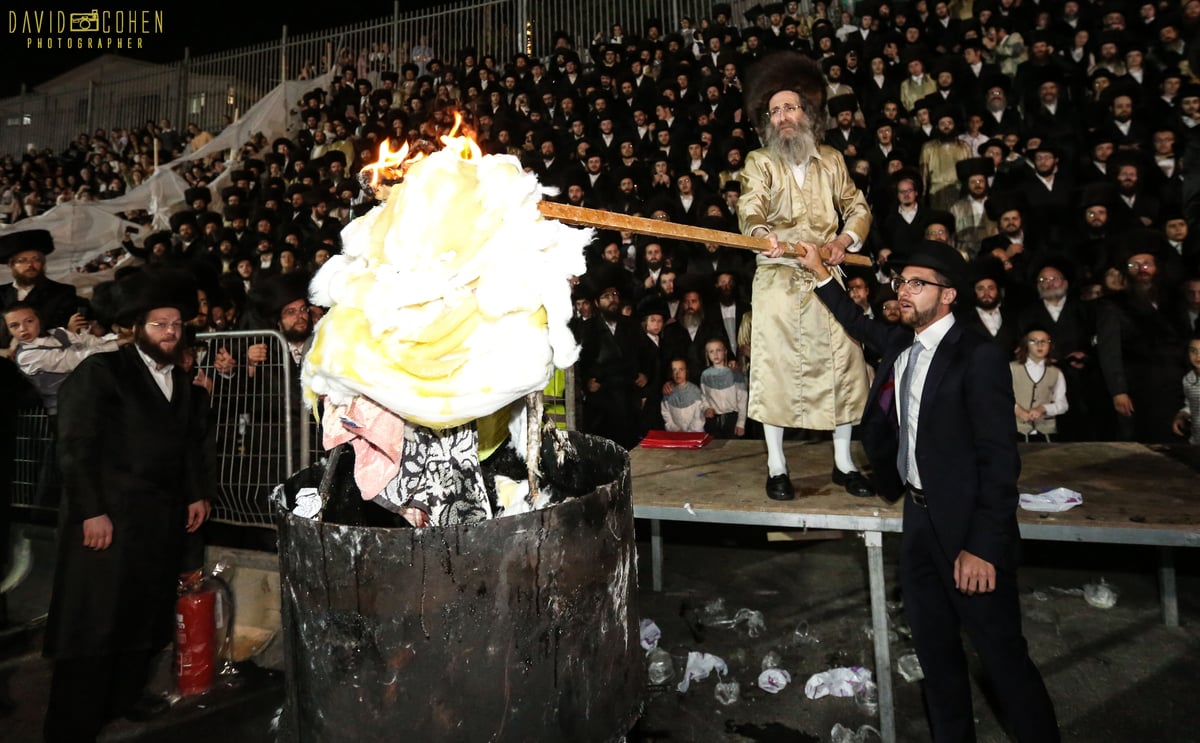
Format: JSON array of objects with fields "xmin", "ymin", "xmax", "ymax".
[
  {"xmin": 577, "ymin": 265, "xmax": 647, "ymax": 448},
  {"xmin": 44, "ymin": 268, "xmax": 213, "ymax": 740},
  {"xmin": 799, "ymin": 240, "xmax": 1060, "ymax": 743},
  {"xmin": 0, "ymin": 229, "xmax": 79, "ymax": 346}
]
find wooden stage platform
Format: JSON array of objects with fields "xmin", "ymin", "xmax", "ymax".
[{"xmin": 629, "ymin": 441, "xmax": 1200, "ymax": 743}]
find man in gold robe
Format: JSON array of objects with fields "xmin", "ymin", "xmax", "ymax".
[{"xmin": 738, "ymin": 52, "xmax": 874, "ymax": 501}]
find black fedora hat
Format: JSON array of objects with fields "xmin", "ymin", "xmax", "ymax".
[
  {"xmin": 889, "ymin": 239, "xmax": 968, "ymax": 288},
  {"xmin": 0, "ymin": 228, "xmax": 55, "ymax": 262},
  {"xmin": 114, "ymin": 266, "xmax": 199, "ymax": 326}
]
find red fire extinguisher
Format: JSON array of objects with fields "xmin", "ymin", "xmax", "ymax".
[{"xmin": 175, "ymin": 568, "xmax": 233, "ymax": 696}]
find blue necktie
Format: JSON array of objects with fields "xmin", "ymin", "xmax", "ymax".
[{"xmin": 896, "ymin": 341, "xmax": 924, "ymax": 484}]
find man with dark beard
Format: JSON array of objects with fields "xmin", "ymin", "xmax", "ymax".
[
  {"xmin": 577, "ymin": 265, "xmax": 646, "ymax": 448},
  {"xmin": 44, "ymin": 268, "xmax": 213, "ymax": 741},
  {"xmin": 661, "ymin": 278, "xmax": 728, "ymax": 386},
  {"xmin": 738, "ymin": 52, "xmax": 874, "ymax": 501},
  {"xmin": 960, "ymin": 255, "xmax": 1021, "ymax": 355},
  {"xmin": 920, "ymin": 106, "xmax": 974, "ymax": 211},
  {"xmin": 1095, "ymin": 242, "xmax": 1187, "ymax": 441}
]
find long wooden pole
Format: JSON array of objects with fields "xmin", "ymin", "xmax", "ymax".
[{"xmin": 537, "ymin": 201, "xmax": 873, "ymax": 267}]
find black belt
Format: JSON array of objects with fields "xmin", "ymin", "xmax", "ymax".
[{"xmin": 906, "ymin": 484, "xmax": 926, "ymax": 507}]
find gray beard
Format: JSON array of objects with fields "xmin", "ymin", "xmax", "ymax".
[{"xmin": 764, "ymin": 122, "xmax": 817, "ymax": 164}]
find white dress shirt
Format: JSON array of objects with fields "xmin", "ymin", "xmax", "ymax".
[
  {"xmin": 136, "ymin": 345, "xmax": 174, "ymax": 401},
  {"xmin": 895, "ymin": 312, "xmax": 956, "ymax": 488}
]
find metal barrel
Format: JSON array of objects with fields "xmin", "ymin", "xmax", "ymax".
[{"xmin": 273, "ymin": 432, "xmax": 641, "ymax": 742}]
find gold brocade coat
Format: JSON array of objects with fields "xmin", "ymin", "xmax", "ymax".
[{"xmin": 738, "ymin": 145, "xmax": 872, "ymax": 430}]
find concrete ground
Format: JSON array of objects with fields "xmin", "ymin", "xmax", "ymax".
[{"xmin": 2, "ymin": 519, "xmax": 1198, "ymax": 742}]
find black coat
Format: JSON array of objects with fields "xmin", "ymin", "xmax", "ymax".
[
  {"xmin": 44, "ymin": 345, "xmax": 214, "ymax": 659},
  {"xmin": 815, "ymin": 281, "xmax": 1021, "ymax": 566},
  {"xmin": 0, "ymin": 278, "xmax": 79, "ymax": 338}
]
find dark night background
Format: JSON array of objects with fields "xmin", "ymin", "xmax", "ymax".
[{"xmin": 0, "ymin": 2, "xmax": 425, "ymax": 99}]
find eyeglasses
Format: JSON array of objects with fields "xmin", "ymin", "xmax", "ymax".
[
  {"xmin": 599, "ymin": 290, "xmax": 620, "ymax": 300},
  {"xmin": 281, "ymin": 304, "xmax": 311, "ymax": 317},
  {"xmin": 146, "ymin": 321, "xmax": 184, "ymax": 331},
  {"xmin": 11, "ymin": 256, "xmax": 44, "ymax": 266},
  {"xmin": 767, "ymin": 103, "xmax": 803, "ymax": 119},
  {"xmin": 890, "ymin": 277, "xmax": 950, "ymax": 294},
  {"xmin": 1036, "ymin": 275, "xmax": 1064, "ymax": 283},
  {"xmin": 1026, "ymin": 339, "xmax": 1051, "ymax": 346},
  {"xmin": 1127, "ymin": 261, "xmax": 1154, "ymax": 271}
]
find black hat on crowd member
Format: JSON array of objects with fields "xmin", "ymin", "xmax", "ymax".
[
  {"xmin": 168, "ymin": 211, "xmax": 197, "ymax": 233},
  {"xmin": 889, "ymin": 239, "xmax": 968, "ymax": 288},
  {"xmin": 713, "ymin": 3, "xmax": 733, "ymax": 21},
  {"xmin": 1080, "ymin": 181, "xmax": 1123, "ymax": 211},
  {"xmin": 968, "ymin": 254, "xmax": 1007, "ymax": 287},
  {"xmin": 985, "ymin": 190, "xmax": 1029, "ymax": 222},
  {"xmin": 828, "ymin": 94, "xmax": 858, "ymax": 116},
  {"xmin": 272, "ymin": 137, "xmax": 298, "ymax": 154},
  {"xmin": 115, "ymin": 266, "xmax": 199, "ymax": 326},
  {"xmin": 581, "ymin": 263, "xmax": 630, "ymax": 301},
  {"xmin": 401, "ymin": 62, "xmax": 419, "ymax": 77},
  {"xmin": 924, "ymin": 210, "xmax": 957, "ymax": 236},
  {"xmin": 88, "ymin": 279, "xmax": 121, "ymax": 330},
  {"xmin": 744, "ymin": 51, "xmax": 827, "ymax": 124},
  {"xmin": 197, "ymin": 212, "xmax": 224, "ymax": 231},
  {"xmin": 899, "ymin": 44, "xmax": 929, "ymax": 67},
  {"xmin": 263, "ymin": 152, "xmax": 286, "ymax": 169},
  {"xmin": 225, "ymin": 204, "xmax": 250, "ymax": 222},
  {"xmin": 221, "ymin": 186, "xmax": 248, "ymax": 204},
  {"xmin": 741, "ymin": 4, "xmax": 765, "ymax": 24},
  {"xmin": 636, "ymin": 294, "xmax": 670, "ymax": 320},
  {"xmin": 125, "ymin": 230, "xmax": 173, "ymax": 262},
  {"xmin": 978, "ymin": 137, "xmax": 1009, "ymax": 157},
  {"xmin": 0, "ymin": 228, "xmax": 55, "ymax": 262},
  {"xmin": 1087, "ymin": 129, "xmax": 1117, "ymax": 151},
  {"xmin": 355, "ymin": 78, "xmax": 373, "ymax": 91},
  {"xmin": 931, "ymin": 103, "xmax": 962, "ymax": 126},
  {"xmin": 230, "ymin": 169, "xmax": 254, "ymax": 185},
  {"xmin": 184, "ymin": 186, "xmax": 211, "ymax": 206},
  {"xmin": 955, "ymin": 157, "xmax": 994, "ymax": 183},
  {"xmin": 380, "ymin": 70, "xmax": 400, "ymax": 84},
  {"xmin": 250, "ymin": 271, "xmax": 312, "ymax": 320},
  {"xmin": 981, "ymin": 72, "xmax": 1010, "ymax": 96},
  {"xmin": 1031, "ymin": 254, "xmax": 1079, "ymax": 285},
  {"xmin": 244, "ymin": 158, "xmax": 265, "ymax": 175}
]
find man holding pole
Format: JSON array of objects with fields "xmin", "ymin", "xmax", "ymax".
[
  {"xmin": 737, "ymin": 51, "xmax": 875, "ymax": 501},
  {"xmin": 794, "ymin": 239, "xmax": 1059, "ymax": 742}
]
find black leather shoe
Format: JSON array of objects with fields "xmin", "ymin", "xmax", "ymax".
[
  {"xmin": 766, "ymin": 474, "xmax": 795, "ymax": 501},
  {"xmin": 832, "ymin": 467, "xmax": 875, "ymax": 498},
  {"xmin": 123, "ymin": 693, "xmax": 171, "ymax": 721}
]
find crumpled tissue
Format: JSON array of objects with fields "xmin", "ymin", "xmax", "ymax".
[
  {"xmin": 293, "ymin": 488, "xmax": 322, "ymax": 519},
  {"xmin": 639, "ymin": 618, "xmax": 662, "ymax": 651},
  {"xmin": 676, "ymin": 652, "xmax": 727, "ymax": 693},
  {"xmin": 804, "ymin": 667, "xmax": 874, "ymax": 699},
  {"xmin": 758, "ymin": 668, "xmax": 792, "ymax": 694},
  {"xmin": 1019, "ymin": 488, "xmax": 1083, "ymax": 512}
]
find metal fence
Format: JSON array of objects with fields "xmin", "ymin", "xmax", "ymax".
[
  {"xmin": 0, "ymin": 0, "xmax": 726, "ymax": 157},
  {"xmin": 10, "ymin": 333, "xmax": 577, "ymax": 528}
]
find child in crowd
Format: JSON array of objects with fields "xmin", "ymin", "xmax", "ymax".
[
  {"xmin": 660, "ymin": 357, "xmax": 706, "ymax": 433},
  {"xmin": 5, "ymin": 302, "xmax": 121, "ymax": 416},
  {"xmin": 1172, "ymin": 334, "xmax": 1200, "ymax": 444},
  {"xmin": 637, "ymin": 297, "xmax": 668, "ymax": 432},
  {"xmin": 1011, "ymin": 327, "xmax": 1068, "ymax": 442},
  {"xmin": 700, "ymin": 338, "xmax": 747, "ymax": 438}
]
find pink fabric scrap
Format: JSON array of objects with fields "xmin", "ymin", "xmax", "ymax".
[{"xmin": 322, "ymin": 397, "xmax": 407, "ymax": 500}]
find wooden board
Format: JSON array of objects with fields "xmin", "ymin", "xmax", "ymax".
[{"xmin": 630, "ymin": 441, "xmax": 1200, "ymax": 535}]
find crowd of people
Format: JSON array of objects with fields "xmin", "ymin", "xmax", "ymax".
[
  {"xmin": 2, "ymin": 3, "xmax": 1199, "ymax": 449},
  {"xmin": 4, "ymin": 3, "xmax": 1200, "ymax": 737}
]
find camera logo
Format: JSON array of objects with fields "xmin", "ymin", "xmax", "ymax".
[{"xmin": 69, "ymin": 10, "xmax": 100, "ymax": 32}]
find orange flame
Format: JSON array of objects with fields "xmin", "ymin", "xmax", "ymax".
[{"xmin": 361, "ymin": 111, "xmax": 480, "ymax": 196}]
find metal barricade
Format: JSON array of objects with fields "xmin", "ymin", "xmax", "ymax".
[
  {"xmin": 11, "ymin": 405, "xmax": 52, "ymax": 512},
  {"xmin": 195, "ymin": 329, "xmax": 311, "ymax": 528},
  {"xmin": 9, "ymin": 333, "xmax": 578, "ymax": 527}
]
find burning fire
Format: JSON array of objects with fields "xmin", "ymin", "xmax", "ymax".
[
  {"xmin": 359, "ymin": 112, "xmax": 482, "ymax": 198},
  {"xmin": 303, "ymin": 109, "xmax": 591, "ymax": 433}
]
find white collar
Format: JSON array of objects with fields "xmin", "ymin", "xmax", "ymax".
[{"xmin": 913, "ymin": 311, "xmax": 956, "ymax": 350}]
